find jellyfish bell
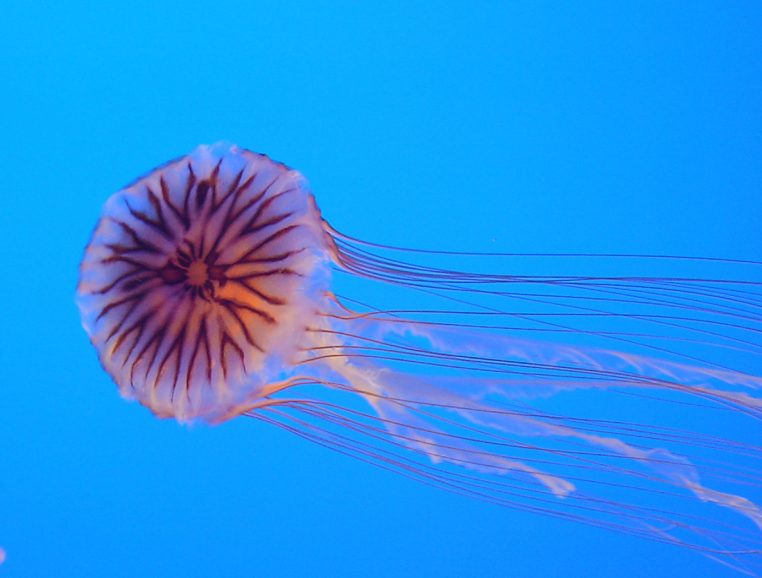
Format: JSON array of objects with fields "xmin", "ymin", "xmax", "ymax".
[
  {"xmin": 77, "ymin": 143, "xmax": 762, "ymax": 575},
  {"xmin": 77, "ymin": 143, "xmax": 332, "ymax": 421}
]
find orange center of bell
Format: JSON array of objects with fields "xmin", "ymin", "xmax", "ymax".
[{"xmin": 186, "ymin": 261, "xmax": 208, "ymax": 286}]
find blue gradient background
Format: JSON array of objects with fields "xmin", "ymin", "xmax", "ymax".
[{"xmin": 1, "ymin": 2, "xmax": 760, "ymax": 577}]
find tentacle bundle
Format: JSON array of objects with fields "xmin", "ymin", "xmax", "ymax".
[{"xmin": 77, "ymin": 143, "xmax": 330, "ymax": 421}]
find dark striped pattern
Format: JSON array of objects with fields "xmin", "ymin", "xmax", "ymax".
[{"xmin": 77, "ymin": 144, "xmax": 326, "ymax": 421}]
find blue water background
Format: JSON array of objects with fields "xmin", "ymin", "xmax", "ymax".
[{"xmin": 1, "ymin": 2, "xmax": 760, "ymax": 577}]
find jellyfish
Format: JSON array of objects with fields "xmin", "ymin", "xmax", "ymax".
[{"xmin": 77, "ymin": 143, "xmax": 762, "ymax": 575}]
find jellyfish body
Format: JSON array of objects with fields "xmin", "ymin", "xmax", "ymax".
[
  {"xmin": 78, "ymin": 144, "xmax": 330, "ymax": 421},
  {"xmin": 77, "ymin": 144, "xmax": 762, "ymax": 574}
]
